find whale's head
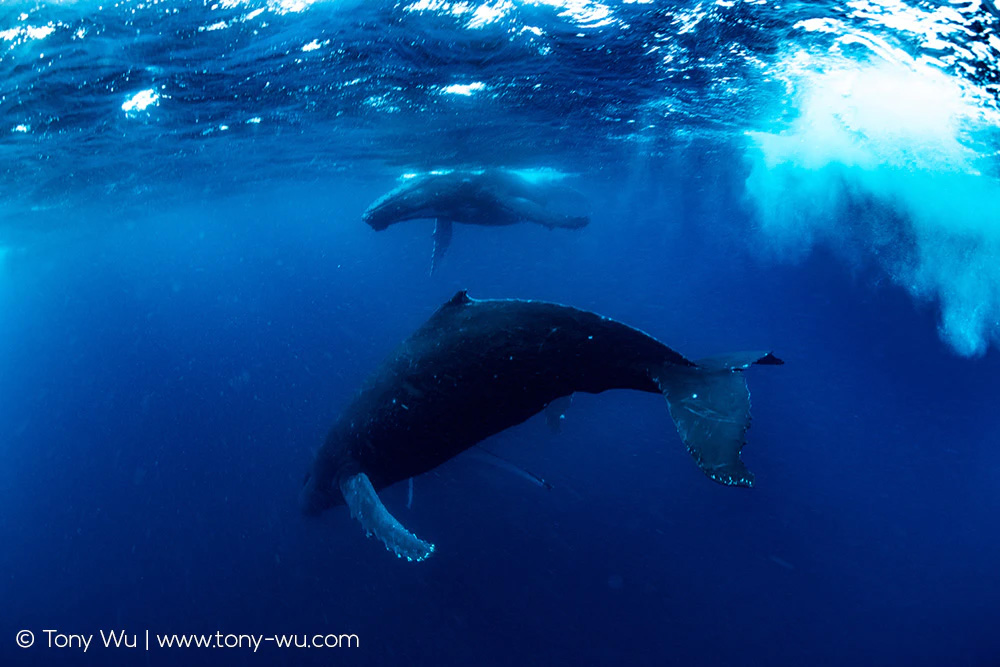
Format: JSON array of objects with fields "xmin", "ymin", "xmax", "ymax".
[
  {"xmin": 362, "ymin": 186, "xmax": 418, "ymax": 230},
  {"xmin": 300, "ymin": 470, "xmax": 340, "ymax": 516},
  {"xmin": 300, "ymin": 451, "xmax": 354, "ymax": 516},
  {"xmin": 361, "ymin": 197, "xmax": 398, "ymax": 231},
  {"xmin": 362, "ymin": 174, "xmax": 446, "ymax": 231}
]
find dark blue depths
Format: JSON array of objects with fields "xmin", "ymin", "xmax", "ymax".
[{"xmin": 1, "ymin": 166, "xmax": 998, "ymax": 666}]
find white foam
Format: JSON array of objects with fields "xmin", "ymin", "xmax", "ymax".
[
  {"xmin": 122, "ymin": 88, "xmax": 160, "ymax": 114},
  {"xmin": 746, "ymin": 59, "xmax": 1000, "ymax": 356},
  {"xmin": 440, "ymin": 82, "xmax": 486, "ymax": 96}
]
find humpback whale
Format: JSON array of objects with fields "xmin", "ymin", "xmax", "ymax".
[
  {"xmin": 362, "ymin": 170, "xmax": 590, "ymax": 274},
  {"xmin": 301, "ymin": 291, "xmax": 782, "ymax": 561}
]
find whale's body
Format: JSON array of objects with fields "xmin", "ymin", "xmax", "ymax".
[
  {"xmin": 302, "ymin": 291, "xmax": 782, "ymax": 561},
  {"xmin": 362, "ymin": 171, "xmax": 589, "ymax": 273}
]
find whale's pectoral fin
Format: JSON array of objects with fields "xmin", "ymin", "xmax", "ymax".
[
  {"xmin": 430, "ymin": 219, "xmax": 453, "ymax": 276},
  {"xmin": 339, "ymin": 472, "xmax": 435, "ymax": 562},
  {"xmin": 656, "ymin": 352, "xmax": 782, "ymax": 488},
  {"xmin": 467, "ymin": 446, "xmax": 553, "ymax": 490}
]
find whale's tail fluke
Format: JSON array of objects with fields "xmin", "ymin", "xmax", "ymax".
[
  {"xmin": 656, "ymin": 352, "xmax": 783, "ymax": 487},
  {"xmin": 340, "ymin": 472, "xmax": 435, "ymax": 562}
]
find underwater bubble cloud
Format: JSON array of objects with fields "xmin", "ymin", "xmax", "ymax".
[{"xmin": 747, "ymin": 23, "xmax": 1000, "ymax": 356}]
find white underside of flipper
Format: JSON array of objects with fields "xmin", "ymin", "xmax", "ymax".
[{"xmin": 339, "ymin": 472, "xmax": 435, "ymax": 562}]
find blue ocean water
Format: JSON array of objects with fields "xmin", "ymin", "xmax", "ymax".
[{"xmin": 2, "ymin": 0, "xmax": 1000, "ymax": 665}]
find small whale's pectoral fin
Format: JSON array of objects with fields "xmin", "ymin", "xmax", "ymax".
[
  {"xmin": 544, "ymin": 395, "xmax": 574, "ymax": 433},
  {"xmin": 339, "ymin": 472, "xmax": 435, "ymax": 562},
  {"xmin": 430, "ymin": 219, "xmax": 453, "ymax": 276},
  {"xmin": 468, "ymin": 446, "xmax": 553, "ymax": 490},
  {"xmin": 656, "ymin": 352, "xmax": 782, "ymax": 488}
]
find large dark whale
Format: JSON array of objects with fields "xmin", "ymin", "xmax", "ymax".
[
  {"xmin": 301, "ymin": 291, "xmax": 782, "ymax": 561},
  {"xmin": 362, "ymin": 170, "xmax": 590, "ymax": 274}
]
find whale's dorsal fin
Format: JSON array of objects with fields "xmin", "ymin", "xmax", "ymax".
[
  {"xmin": 340, "ymin": 472, "xmax": 434, "ymax": 562},
  {"xmin": 430, "ymin": 219, "xmax": 453, "ymax": 276},
  {"xmin": 446, "ymin": 289, "xmax": 473, "ymax": 307},
  {"xmin": 544, "ymin": 394, "xmax": 573, "ymax": 433}
]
